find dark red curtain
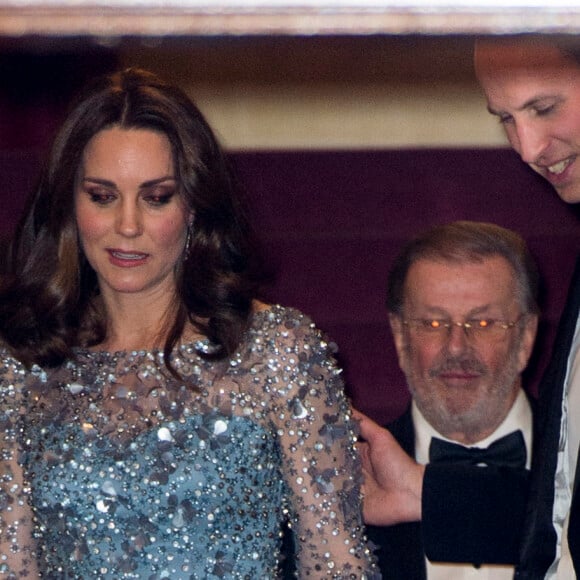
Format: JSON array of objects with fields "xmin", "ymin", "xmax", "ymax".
[{"xmin": 0, "ymin": 52, "xmax": 577, "ymax": 423}]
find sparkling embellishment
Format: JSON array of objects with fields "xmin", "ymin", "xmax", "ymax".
[
  {"xmin": 0, "ymin": 305, "xmax": 378, "ymax": 578},
  {"xmin": 157, "ymin": 427, "xmax": 173, "ymax": 442},
  {"xmin": 68, "ymin": 382, "xmax": 84, "ymax": 395}
]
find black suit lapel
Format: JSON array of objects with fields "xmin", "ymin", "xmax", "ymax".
[
  {"xmin": 366, "ymin": 407, "xmax": 427, "ymax": 580},
  {"xmin": 517, "ymin": 255, "xmax": 580, "ymax": 578}
]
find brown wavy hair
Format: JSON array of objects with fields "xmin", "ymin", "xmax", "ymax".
[
  {"xmin": 0, "ymin": 68, "xmax": 261, "ymax": 369},
  {"xmin": 386, "ymin": 220, "xmax": 540, "ymax": 317}
]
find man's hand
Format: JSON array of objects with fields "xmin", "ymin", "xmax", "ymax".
[{"xmin": 353, "ymin": 408, "xmax": 425, "ymax": 526}]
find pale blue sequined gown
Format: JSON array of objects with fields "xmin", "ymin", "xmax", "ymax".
[{"xmin": 0, "ymin": 306, "xmax": 377, "ymax": 578}]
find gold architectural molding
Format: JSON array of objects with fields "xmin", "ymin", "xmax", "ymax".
[{"xmin": 0, "ymin": 2, "xmax": 579, "ymax": 37}]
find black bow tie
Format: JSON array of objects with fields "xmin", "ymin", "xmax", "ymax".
[{"xmin": 428, "ymin": 430, "xmax": 527, "ymax": 469}]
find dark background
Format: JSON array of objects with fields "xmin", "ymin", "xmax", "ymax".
[{"xmin": 1, "ymin": 46, "xmax": 578, "ymax": 425}]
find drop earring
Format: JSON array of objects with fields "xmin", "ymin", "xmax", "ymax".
[{"xmin": 184, "ymin": 224, "xmax": 193, "ymax": 260}]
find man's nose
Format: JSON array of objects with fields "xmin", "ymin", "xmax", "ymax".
[
  {"xmin": 514, "ymin": 120, "xmax": 550, "ymax": 165},
  {"xmin": 444, "ymin": 322, "xmax": 470, "ymax": 354}
]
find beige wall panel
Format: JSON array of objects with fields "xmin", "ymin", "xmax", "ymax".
[
  {"xmin": 118, "ymin": 36, "xmax": 509, "ymax": 150},
  {"xmin": 180, "ymin": 82, "xmax": 507, "ymax": 149}
]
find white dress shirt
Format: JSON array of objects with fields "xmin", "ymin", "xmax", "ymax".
[
  {"xmin": 412, "ymin": 389, "xmax": 533, "ymax": 580},
  {"xmin": 550, "ymin": 312, "xmax": 580, "ymax": 579}
]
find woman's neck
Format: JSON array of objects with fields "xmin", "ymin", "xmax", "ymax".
[{"xmin": 97, "ymin": 286, "xmax": 177, "ymax": 352}]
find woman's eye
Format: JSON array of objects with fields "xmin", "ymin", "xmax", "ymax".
[
  {"xmin": 88, "ymin": 190, "xmax": 115, "ymax": 204},
  {"xmin": 144, "ymin": 190, "xmax": 176, "ymax": 206},
  {"xmin": 145, "ymin": 194, "xmax": 173, "ymax": 206}
]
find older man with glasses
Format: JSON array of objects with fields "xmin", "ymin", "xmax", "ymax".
[{"xmin": 364, "ymin": 220, "xmax": 539, "ymax": 580}]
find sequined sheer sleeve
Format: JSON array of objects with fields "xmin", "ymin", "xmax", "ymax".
[
  {"xmin": 250, "ymin": 309, "xmax": 378, "ymax": 578},
  {"xmin": 3, "ymin": 307, "xmax": 378, "ymax": 578},
  {"xmin": 0, "ymin": 351, "xmax": 39, "ymax": 577}
]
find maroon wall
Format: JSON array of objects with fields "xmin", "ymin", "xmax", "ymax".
[
  {"xmin": 0, "ymin": 146, "xmax": 578, "ymax": 425},
  {"xmin": 3, "ymin": 50, "xmax": 577, "ymax": 425},
  {"xmin": 232, "ymin": 149, "xmax": 580, "ymax": 424}
]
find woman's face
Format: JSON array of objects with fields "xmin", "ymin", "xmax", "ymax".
[{"xmin": 75, "ymin": 126, "xmax": 191, "ymax": 301}]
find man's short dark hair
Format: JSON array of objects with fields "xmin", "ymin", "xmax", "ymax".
[{"xmin": 387, "ymin": 220, "xmax": 540, "ymax": 317}]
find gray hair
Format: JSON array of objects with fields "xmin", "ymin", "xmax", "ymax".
[{"xmin": 387, "ymin": 220, "xmax": 540, "ymax": 317}]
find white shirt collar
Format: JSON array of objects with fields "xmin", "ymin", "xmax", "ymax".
[{"xmin": 412, "ymin": 388, "xmax": 533, "ymax": 469}]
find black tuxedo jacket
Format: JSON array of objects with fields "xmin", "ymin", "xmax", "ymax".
[
  {"xmin": 516, "ymin": 256, "xmax": 580, "ymax": 579},
  {"xmin": 366, "ymin": 406, "xmax": 533, "ymax": 580},
  {"xmin": 365, "ymin": 409, "xmax": 426, "ymax": 580}
]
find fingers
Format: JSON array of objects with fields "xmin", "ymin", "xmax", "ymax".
[
  {"xmin": 351, "ymin": 407, "xmax": 382, "ymax": 443},
  {"xmin": 356, "ymin": 440, "xmax": 373, "ymax": 473}
]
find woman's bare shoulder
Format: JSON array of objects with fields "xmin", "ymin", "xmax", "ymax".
[{"xmin": 252, "ymin": 299, "xmax": 271, "ymax": 313}]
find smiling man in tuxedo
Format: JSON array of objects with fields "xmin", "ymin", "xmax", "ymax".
[
  {"xmin": 365, "ymin": 220, "xmax": 539, "ymax": 579},
  {"xmin": 475, "ymin": 36, "xmax": 580, "ymax": 579},
  {"xmin": 360, "ymin": 36, "xmax": 580, "ymax": 580}
]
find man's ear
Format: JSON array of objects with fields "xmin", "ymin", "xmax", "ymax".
[{"xmin": 517, "ymin": 313, "xmax": 539, "ymax": 373}]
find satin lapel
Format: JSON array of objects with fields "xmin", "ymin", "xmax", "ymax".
[
  {"xmin": 387, "ymin": 408, "xmax": 427, "ymax": 580},
  {"xmin": 517, "ymin": 255, "xmax": 580, "ymax": 577}
]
